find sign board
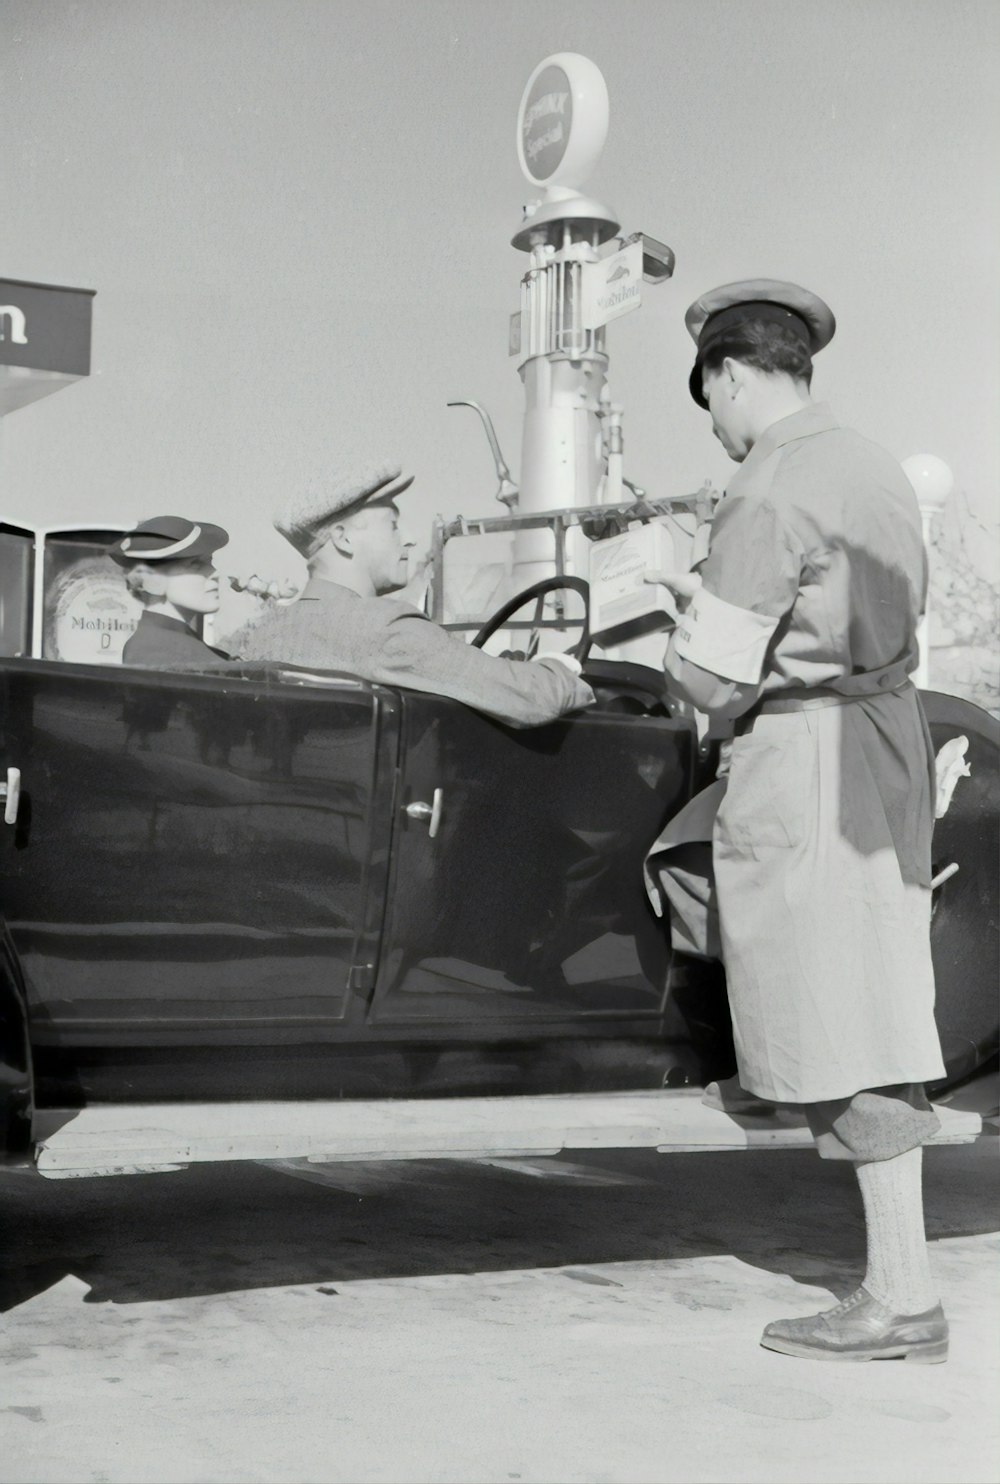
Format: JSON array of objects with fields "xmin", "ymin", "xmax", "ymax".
[
  {"xmin": 41, "ymin": 537, "xmax": 141, "ymax": 663},
  {"xmin": 580, "ymin": 237, "xmax": 643, "ymax": 330},
  {"xmin": 517, "ymin": 53, "xmax": 609, "ymax": 191},
  {"xmin": 0, "ymin": 277, "xmax": 96, "ymax": 415}
]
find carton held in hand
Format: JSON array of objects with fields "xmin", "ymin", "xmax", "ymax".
[{"xmin": 588, "ymin": 523, "xmax": 681, "ymax": 647}]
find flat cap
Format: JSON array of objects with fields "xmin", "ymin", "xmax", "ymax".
[
  {"xmin": 108, "ymin": 515, "xmax": 229, "ymax": 567},
  {"xmin": 275, "ymin": 462, "xmax": 415, "ymax": 559},
  {"xmin": 685, "ymin": 278, "xmax": 836, "ymax": 408}
]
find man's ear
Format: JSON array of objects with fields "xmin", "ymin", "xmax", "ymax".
[
  {"xmin": 721, "ymin": 356, "xmax": 746, "ymax": 397},
  {"xmin": 327, "ymin": 522, "xmax": 354, "ymax": 558}
]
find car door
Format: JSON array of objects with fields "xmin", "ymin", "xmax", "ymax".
[
  {"xmin": 0, "ymin": 659, "xmax": 397, "ymax": 1044},
  {"xmin": 369, "ymin": 690, "xmax": 696, "ymax": 1029}
]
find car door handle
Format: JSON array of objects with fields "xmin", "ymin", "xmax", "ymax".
[
  {"xmin": 1, "ymin": 767, "xmax": 21, "ymax": 826},
  {"xmin": 405, "ymin": 787, "xmax": 443, "ymax": 839}
]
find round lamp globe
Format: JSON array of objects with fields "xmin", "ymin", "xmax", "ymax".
[{"xmin": 902, "ymin": 453, "xmax": 954, "ymax": 512}]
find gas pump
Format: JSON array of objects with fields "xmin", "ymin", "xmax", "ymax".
[
  {"xmin": 510, "ymin": 54, "xmax": 671, "ymax": 581},
  {"xmin": 435, "ymin": 56, "xmax": 710, "ymax": 657}
]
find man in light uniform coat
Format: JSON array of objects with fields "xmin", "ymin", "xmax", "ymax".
[
  {"xmin": 239, "ymin": 462, "xmax": 594, "ymax": 727},
  {"xmin": 649, "ymin": 280, "xmax": 949, "ymax": 1363}
]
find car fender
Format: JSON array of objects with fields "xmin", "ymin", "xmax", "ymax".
[
  {"xmin": 921, "ymin": 690, "xmax": 1000, "ymax": 1089},
  {"xmin": 0, "ymin": 917, "xmax": 33, "ymax": 1164}
]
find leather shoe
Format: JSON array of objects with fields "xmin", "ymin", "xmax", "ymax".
[{"xmin": 761, "ymin": 1286, "xmax": 948, "ymax": 1363}]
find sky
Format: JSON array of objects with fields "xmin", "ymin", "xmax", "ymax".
[{"xmin": 1, "ymin": 0, "xmax": 997, "ymax": 626}]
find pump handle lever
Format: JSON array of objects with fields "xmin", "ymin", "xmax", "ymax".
[{"xmin": 447, "ymin": 401, "xmax": 519, "ymax": 508}]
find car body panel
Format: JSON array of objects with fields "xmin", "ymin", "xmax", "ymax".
[
  {"xmin": 370, "ymin": 691, "xmax": 694, "ymax": 1025},
  {"xmin": 0, "ymin": 661, "xmax": 398, "ymax": 1044},
  {"xmin": 0, "ymin": 659, "xmax": 996, "ymax": 1138},
  {"xmin": 0, "ymin": 659, "xmax": 696, "ymax": 1061}
]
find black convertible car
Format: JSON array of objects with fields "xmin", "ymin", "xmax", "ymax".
[{"xmin": 1, "ymin": 623, "xmax": 996, "ymax": 1178}]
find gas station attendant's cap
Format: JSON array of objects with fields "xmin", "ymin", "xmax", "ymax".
[
  {"xmin": 108, "ymin": 516, "xmax": 229, "ymax": 567},
  {"xmin": 685, "ymin": 279, "xmax": 836, "ymax": 409},
  {"xmin": 274, "ymin": 462, "xmax": 415, "ymax": 560}
]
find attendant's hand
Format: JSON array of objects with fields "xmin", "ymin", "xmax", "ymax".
[{"xmin": 643, "ymin": 569, "xmax": 702, "ymax": 610}]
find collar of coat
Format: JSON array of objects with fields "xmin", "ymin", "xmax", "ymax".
[
  {"xmin": 299, "ymin": 576, "xmax": 358, "ymax": 603},
  {"xmin": 140, "ymin": 610, "xmax": 198, "ymax": 634},
  {"xmin": 746, "ymin": 401, "xmax": 839, "ymax": 466}
]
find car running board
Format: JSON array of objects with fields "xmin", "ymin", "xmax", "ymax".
[{"xmin": 29, "ymin": 1089, "xmax": 984, "ymax": 1179}]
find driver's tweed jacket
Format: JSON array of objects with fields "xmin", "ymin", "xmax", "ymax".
[{"xmin": 238, "ymin": 576, "xmax": 594, "ymax": 728}]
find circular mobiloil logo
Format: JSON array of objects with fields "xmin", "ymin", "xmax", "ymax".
[
  {"xmin": 45, "ymin": 558, "xmax": 140, "ymax": 663},
  {"xmin": 517, "ymin": 53, "xmax": 609, "ymax": 190}
]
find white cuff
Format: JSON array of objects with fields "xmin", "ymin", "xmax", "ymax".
[
  {"xmin": 533, "ymin": 652, "xmax": 583, "ymax": 676},
  {"xmin": 671, "ymin": 586, "xmax": 779, "ymax": 685}
]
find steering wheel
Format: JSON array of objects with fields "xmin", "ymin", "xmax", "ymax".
[
  {"xmin": 472, "ymin": 573, "xmax": 678, "ymax": 721},
  {"xmin": 470, "ymin": 575, "xmax": 591, "ymax": 662}
]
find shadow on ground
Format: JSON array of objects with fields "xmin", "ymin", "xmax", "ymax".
[{"xmin": 2, "ymin": 1140, "xmax": 996, "ymax": 1313}]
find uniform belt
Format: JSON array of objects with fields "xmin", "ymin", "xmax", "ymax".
[
  {"xmin": 757, "ymin": 691, "xmax": 863, "ymax": 714},
  {"xmin": 735, "ymin": 680, "xmax": 912, "ymax": 733},
  {"xmin": 733, "ymin": 695, "xmax": 842, "ymax": 734}
]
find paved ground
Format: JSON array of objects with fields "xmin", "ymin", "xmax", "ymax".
[{"xmin": 1, "ymin": 1138, "xmax": 998, "ymax": 1484}]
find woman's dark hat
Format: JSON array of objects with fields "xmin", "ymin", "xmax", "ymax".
[
  {"xmin": 686, "ymin": 279, "xmax": 836, "ymax": 408},
  {"xmin": 109, "ymin": 516, "xmax": 229, "ymax": 567}
]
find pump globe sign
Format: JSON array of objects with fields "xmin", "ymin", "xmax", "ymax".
[{"xmin": 517, "ymin": 53, "xmax": 609, "ymax": 190}]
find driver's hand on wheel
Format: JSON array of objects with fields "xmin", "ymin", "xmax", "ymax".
[{"xmin": 532, "ymin": 652, "xmax": 584, "ymax": 676}]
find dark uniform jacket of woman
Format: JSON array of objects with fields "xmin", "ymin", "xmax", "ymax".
[{"xmin": 122, "ymin": 611, "xmax": 230, "ymax": 666}]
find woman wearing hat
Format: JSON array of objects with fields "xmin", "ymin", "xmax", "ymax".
[
  {"xmin": 109, "ymin": 516, "xmax": 233, "ymax": 666},
  {"xmin": 648, "ymin": 280, "xmax": 948, "ymax": 1364}
]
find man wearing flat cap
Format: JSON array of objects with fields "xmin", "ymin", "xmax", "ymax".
[
  {"xmin": 646, "ymin": 280, "xmax": 948, "ymax": 1363},
  {"xmin": 239, "ymin": 462, "xmax": 594, "ymax": 727},
  {"xmin": 110, "ymin": 516, "xmax": 233, "ymax": 666}
]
